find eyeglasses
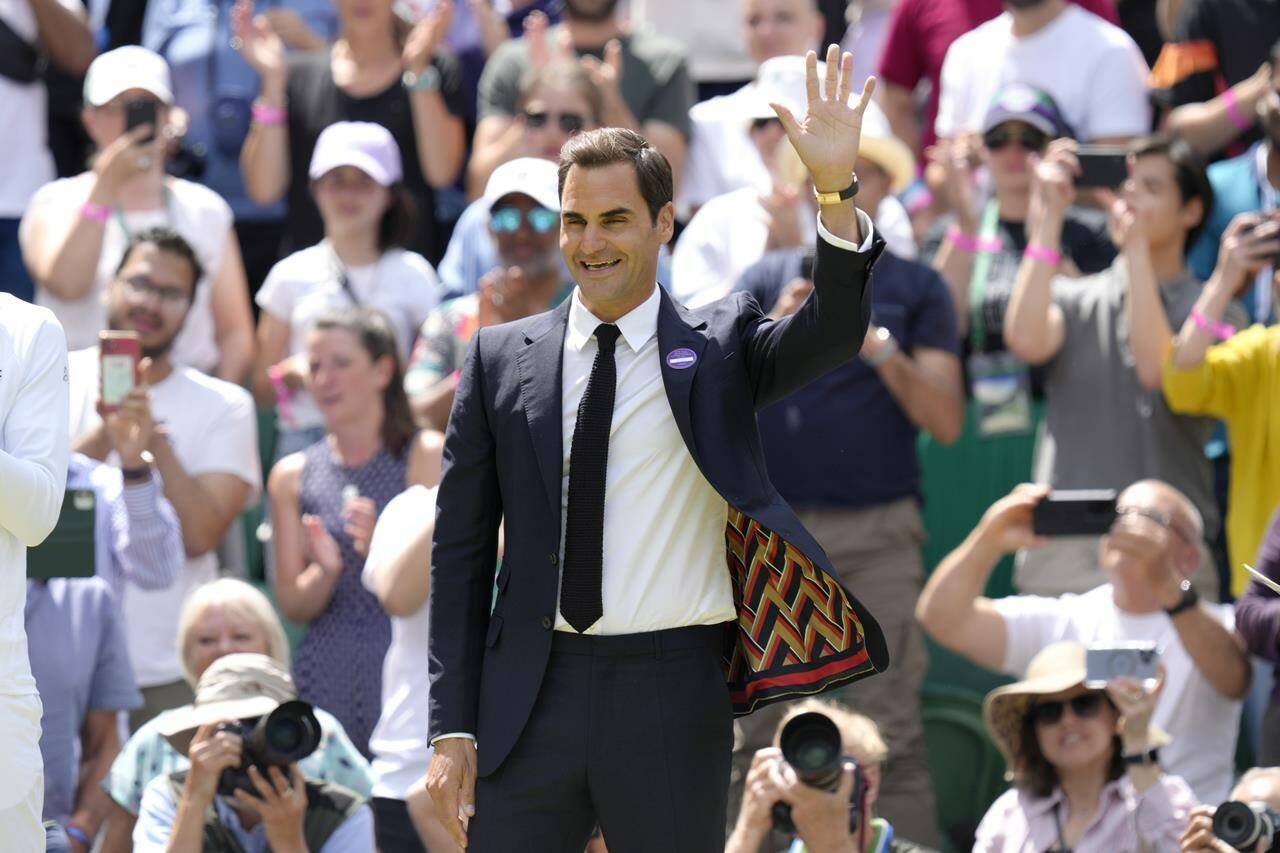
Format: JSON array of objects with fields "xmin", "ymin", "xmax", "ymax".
[
  {"xmin": 1029, "ymin": 693, "xmax": 1107, "ymax": 727},
  {"xmin": 1113, "ymin": 505, "xmax": 1197, "ymax": 545},
  {"xmin": 118, "ymin": 275, "xmax": 191, "ymax": 309},
  {"xmin": 750, "ymin": 117, "xmax": 782, "ymax": 132},
  {"xmin": 523, "ymin": 110, "xmax": 586, "ymax": 134},
  {"xmin": 490, "ymin": 206, "xmax": 559, "ymax": 234},
  {"xmin": 983, "ymin": 124, "xmax": 1049, "ymax": 153}
]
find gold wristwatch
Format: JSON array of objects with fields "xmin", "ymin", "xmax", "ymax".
[{"xmin": 813, "ymin": 174, "xmax": 860, "ymax": 206}]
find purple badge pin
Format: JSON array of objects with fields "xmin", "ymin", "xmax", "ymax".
[{"xmin": 665, "ymin": 348, "xmax": 698, "ymax": 370}]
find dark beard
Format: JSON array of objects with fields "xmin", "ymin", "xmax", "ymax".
[
  {"xmin": 564, "ymin": 0, "xmax": 620, "ymax": 24},
  {"xmin": 1004, "ymin": 0, "xmax": 1050, "ymax": 9}
]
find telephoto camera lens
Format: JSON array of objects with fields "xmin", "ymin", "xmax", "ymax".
[
  {"xmin": 216, "ymin": 700, "xmax": 323, "ymax": 796},
  {"xmin": 1213, "ymin": 800, "xmax": 1280, "ymax": 851},
  {"xmin": 771, "ymin": 712, "xmax": 856, "ymax": 834}
]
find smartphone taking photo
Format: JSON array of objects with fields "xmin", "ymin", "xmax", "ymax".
[
  {"xmin": 125, "ymin": 99, "xmax": 158, "ymax": 143},
  {"xmin": 1031, "ymin": 489, "xmax": 1119, "ymax": 537},
  {"xmin": 99, "ymin": 331, "xmax": 141, "ymax": 415},
  {"xmin": 1084, "ymin": 642, "xmax": 1160, "ymax": 689},
  {"xmin": 1074, "ymin": 145, "xmax": 1129, "ymax": 189}
]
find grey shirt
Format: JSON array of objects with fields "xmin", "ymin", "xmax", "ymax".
[
  {"xmin": 476, "ymin": 26, "xmax": 695, "ymax": 138},
  {"xmin": 1033, "ymin": 261, "xmax": 1245, "ymax": 539}
]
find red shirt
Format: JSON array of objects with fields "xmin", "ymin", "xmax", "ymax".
[{"xmin": 878, "ymin": 0, "xmax": 1119, "ymax": 153}]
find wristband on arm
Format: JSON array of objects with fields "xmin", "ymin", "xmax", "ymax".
[
  {"xmin": 1023, "ymin": 244, "xmax": 1062, "ymax": 266},
  {"xmin": 1190, "ymin": 307, "xmax": 1236, "ymax": 341},
  {"xmin": 268, "ymin": 365, "xmax": 299, "ymax": 429},
  {"xmin": 251, "ymin": 102, "xmax": 286, "ymax": 126},
  {"xmin": 1222, "ymin": 88, "xmax": 1253, "ymax": 133},
  {"xmin": 79, "ymin": 201, "xmax": 110, "ymax": 223}
]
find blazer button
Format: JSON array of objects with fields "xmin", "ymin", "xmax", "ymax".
[
  {"xmin": 549, "ymin": 553, "xmax": 558, "ymax": 565},
  {"xmin": 541, "ymin": 616, "xmax": 553, "ymax": 629}
]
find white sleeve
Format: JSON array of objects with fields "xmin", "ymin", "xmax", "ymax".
[
  {"xmin": 815, "ymin": 209, "xmax": 877, "ymax": 253},
  {"xmin": 933, "ymin": 40, "xmax": 968, "ymax": 139},
  {"xmin": 255, "ymin": 258, "xmax": 299, "ymax": 320},
  {"xmin": 670, "ymin": 208, "xmax": 734, "ymax": 308},
  {"xmin": 991, "ymin": 594, "xmax": 1076, "ymax": 677},
  {"xmin": 132, "ymin": 777, "xmax": 179, "ymax": 852},
  {"xmin": 0, "ymin": 315, "xmax": 69, "ymax": 546},
  {"xmin": 1080, "ymin": 38, "xmax": 1152, "ymax": 140},
  {"xmin": 361, "ymin": 485, "xmax": 434, "ymax": 592}
]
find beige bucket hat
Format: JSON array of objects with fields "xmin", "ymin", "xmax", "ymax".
[{"xmin": 158, "ymin": 653, "xmax": 298, "ymax": 756}]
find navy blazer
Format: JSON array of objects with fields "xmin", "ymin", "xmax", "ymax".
[{"xmin": 428, "ymin": 230, "xmax": 891, "ymax": 777}]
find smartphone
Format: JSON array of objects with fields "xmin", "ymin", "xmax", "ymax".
[
  {"xmin": 1075, "ymin": 145, "xmax": 1129, "ymax": 189},
  {"xmin": 99, "ymin": 331, "xmax": 141, "ymax": 415},
  {"xmin": 1244, "ymin": 211, "xmax": 1280, "ymax": 266},
  {"xmin": 1084, "ymin": 643, "xmax": 1160, "ymax": 688},
  {"xmin": 125, "ymin": 99, "xmax": 157, "ymax": 143},
  {"xmin": 1031, "ymin": 489, "xmax": 1119, "ymax": 536}
]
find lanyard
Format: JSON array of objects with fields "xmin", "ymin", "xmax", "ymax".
[
  {"xmin": 967, "ymin": 200, "xmax": 1003, "ymax": 352},
  {"xmin": 1254, "ymin": 142, "xmax": 1276, "ymax": 323},
  {"xmin": 112, "ymin": 184, "xmax": 176, "ymax": 241},
  {"xmin": 327, "ymin": 241, "xmax": 382, "ymax": 307},
  {"xmin": 1051, "ymin": 801, "xmax": 1073, "ymax": 853}
]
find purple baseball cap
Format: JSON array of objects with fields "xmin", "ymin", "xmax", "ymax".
[
  {"xmin": 981, "ymin": 83, "xmax": 1073, "ymax": 139},
  {"xmin": 308, "ymin": 121, "xmax": 403, "ymax": 186}
]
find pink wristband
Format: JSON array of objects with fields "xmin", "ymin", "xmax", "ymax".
[
  {"xmin": 1191, "ymin": 307, "xmax": 1236, "ymax": 341},
  {"xmin": 1024, "ymin": 244, "xmax": 1062, "ymax": 266},
  {"xmin": 1222, "ymin": 88, "xmax": 1252, "ymax": 133},
  {"xmin": 80, "ymin": 201, "xmax": 110, "ymax": 223},
  {"xmin": 946, "ymin": 227, "xmax": 979, "ymax": 253},
  {"xmin": 252, "ymin": 103, "xmax": 286, "ymax": 126},
  {"xmin": 268, "ymin": 365, "xmax": 299, "ymax": 429}
]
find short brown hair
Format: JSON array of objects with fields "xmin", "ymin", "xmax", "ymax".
[
  {"xmin": 517, "ymin": 59, "xmax": 605, "ymax": 128},
  {"xmin": 557, "ymin": 127, "xmax": 672, "ymax": 223}
]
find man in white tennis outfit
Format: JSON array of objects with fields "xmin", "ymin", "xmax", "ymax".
[{"xmin": 0, "ymin": 292, "xmax": 70, "ymax": 850}]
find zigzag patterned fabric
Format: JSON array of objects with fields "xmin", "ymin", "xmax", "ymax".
[{"xmin": 722, "ymin": 507, "xmax": 878, "ymax": 715}]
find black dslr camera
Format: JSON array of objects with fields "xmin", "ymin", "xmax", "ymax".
[
  {"xmin": 1213, "ymin": 800, "xmax": 1280, "ymax": 852},
  {"xmin": 214, "ymin": 700, "xmax": 322, "ymax": 796},
  {"xmin": 771, "ymin": 712, "xmax": 865, "ymax": 834}
]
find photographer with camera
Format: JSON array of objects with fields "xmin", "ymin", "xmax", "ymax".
[
  {"xmin": 727, "ymin": 700, "xmax": 935, "ymax": 853},
  {"xmin": 975, "ymin": 641, "xmax": 1195, "ymax": 850},
  {"xmin": 133, "ymin": 652, "xmax": 373, "ymax": 851},
  {"xmin": 916, "ymin": 480, "xmax": 1250, "ymax": 802},
  {"xmin": 1180, "ymin": 766, "xmax": 1280, "ymax": 852}
]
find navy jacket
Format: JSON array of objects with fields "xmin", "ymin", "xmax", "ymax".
[{"xmin": 428, "ymin": 229, "xmax": 891, "ymax": 777}]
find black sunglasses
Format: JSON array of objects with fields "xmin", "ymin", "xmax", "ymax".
[
  {"xmin": 1029, "ymin": 693, "xmax": 1107, "ymax": 727},
  {"xmin": 750, "ymin": 117, "xmax": 782, "ymax": 132},
  {"xmin": 983, "ymin": 124, "xmax": 1049, "ymax": 153},
  {"xmin": 524, "ymin": 110, "xmax": 586, "ymax": 134}
]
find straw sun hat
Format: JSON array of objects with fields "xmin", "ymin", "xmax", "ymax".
[
  {"xmin": 158, "ymin": 653, "xmax": 299, "ymax": 757},
  {"xmin": 983, "ymin": 642, "xmax": 1169, "ymax": 776}
]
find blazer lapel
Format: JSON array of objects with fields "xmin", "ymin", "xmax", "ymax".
[
  {"xmin": 656, "ymin": 290, "xmax": 708, "ymax": 457},
  {"xmin": 515, "ymin": 300, "xmax": 572, "ymax": 530}
]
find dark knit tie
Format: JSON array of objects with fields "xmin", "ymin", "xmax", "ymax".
[{"xmin": 560, "ymin": 323, "xmax": 621, "ymax": 633}]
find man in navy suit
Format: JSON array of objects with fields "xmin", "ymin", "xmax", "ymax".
[{"xmin": 425, "ymin": 46, "xmax": 890, "ymax": 852}]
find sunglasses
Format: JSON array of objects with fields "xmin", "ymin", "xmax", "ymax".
[
  {"xmin": 1113, "ymin": 505, "xmax": 1197, "ymax": 545},
  {"xmin": 491, "ymin": 206, "xmax": 559, "ymax": 234},
  {"xmin": 983, "ymin": 124, "xmax": 1049, "ymax": 153},
  {"xmin": 524, "ymin": 110, "xmax": 586, "ymax": 134},
  {"xmin": 750, "ymin": 117, "xmax": 782, "ymax": 132},
  {"xmin": 1029, "ymin": 693, "xmax": 1107, "ymax": 727}
]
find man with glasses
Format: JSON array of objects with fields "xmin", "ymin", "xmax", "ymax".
[
  {"xmin": 66, "ymin": 226, "xmax": 261, "ymax": 729},
  {"xmin": 406, "ymin": 158, "xmax": 570, "ymax": 430},
  {"xmin": 916, "ymin": 480, "xmax": 1250, "ymax": 802}
]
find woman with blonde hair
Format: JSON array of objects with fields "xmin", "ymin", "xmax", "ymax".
[
  {"xmin": 975, "ymin": 641, "xmax": 1194, "ymax": 852},
  {"xmin": 99, "ymin": 577, "xmax": 371, "ymax": 852}
]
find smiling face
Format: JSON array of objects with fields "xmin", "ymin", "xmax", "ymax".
[
  {"xmin": 184, "ymin": 603, "xmax": 272, "ymax": 682},
  {"xmin": 559, "ymin": 161, "xmax": 674, "ymax": 320},
  {"xmin": 305, "ymin": 325, "xmax": 393, "ymax": 427},
  {"xmin": 105, "ymin": 243, "xmax": 197, "ymax": 358},
  {"xmin": 1030, "ymin": 688, "xmax": 1119, "ymax": 773}
]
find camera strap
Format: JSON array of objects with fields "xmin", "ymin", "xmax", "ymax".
[
  {"xmin": 112, "ymin": 185, "xmax": 177, "ymax": 242},
  {"xmin": 1050, "ymin": 801, "xmax": 1073, "ymax": 853}
]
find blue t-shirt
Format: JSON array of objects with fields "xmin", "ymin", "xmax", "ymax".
[
  {"xmin": 26, "ymin": 577, "xmax": 142, "ymax": 823},
  {"xmin": 736, "ymin": 248, "xmax": 959, "ymax": 509}
]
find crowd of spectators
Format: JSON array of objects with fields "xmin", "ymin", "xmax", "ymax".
[{"xmin": 4, "ymin": 0, "xmax": 1280, "ymax": 850}]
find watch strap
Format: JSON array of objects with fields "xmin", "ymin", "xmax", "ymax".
[
  {"xmin": 1121, "ymin": 746, "xmax": 1160, "ymax": 766},
  {"xmin": 813, "ymin": 174, "xmax": 859, "ymax": 206},
  {"xmin": 1163, "ymin": 584, "xmax": 1199, "ymax": 617},
  {"xmin": 403, "ymin": 65, "xmax": 441, "ymax": 92},
  {"xmin": 121, "ymin": 465, "xmax": 151, "ymax": 483}
]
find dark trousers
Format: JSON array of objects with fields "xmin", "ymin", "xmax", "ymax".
[
  {"xmin": 372, "ymin": 797, "xmax": 426, "ymax": 853},
  {"xmin": 468, "ymin": 624, "xmax": 733, "ymax": 853}
]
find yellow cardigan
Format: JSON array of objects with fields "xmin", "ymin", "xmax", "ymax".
[{"xmin": 1163, "ymin": 324, "xmax": 1280, "ymax": 596}]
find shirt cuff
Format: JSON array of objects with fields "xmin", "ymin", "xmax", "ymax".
[
  {"xmin": 121, "ymin": 476, "xmax": 159, "ymax": 516},
  {"xmin": 429, "ymin": 732, "xmax": 477, "ymax": 746},
  {"xmin": 816, "ymin": 208, "xmax": 876, "ymax": 253}
]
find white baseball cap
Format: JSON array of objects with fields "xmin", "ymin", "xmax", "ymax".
[
  {"xmin": 483, "ymin": 157, "xmax": 561, "ymax": 212},
  {"xmin": 308, "ymin": 121, "xmax": 403, "ymax": 186},
  {"xmin": 83, "ymin": 46, "xmax": 174, "ymax": 107}
]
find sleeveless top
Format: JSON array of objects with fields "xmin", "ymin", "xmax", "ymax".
[{"xmin": 294, "ymin": 438, "xmax": 409, "ymax": 757}]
